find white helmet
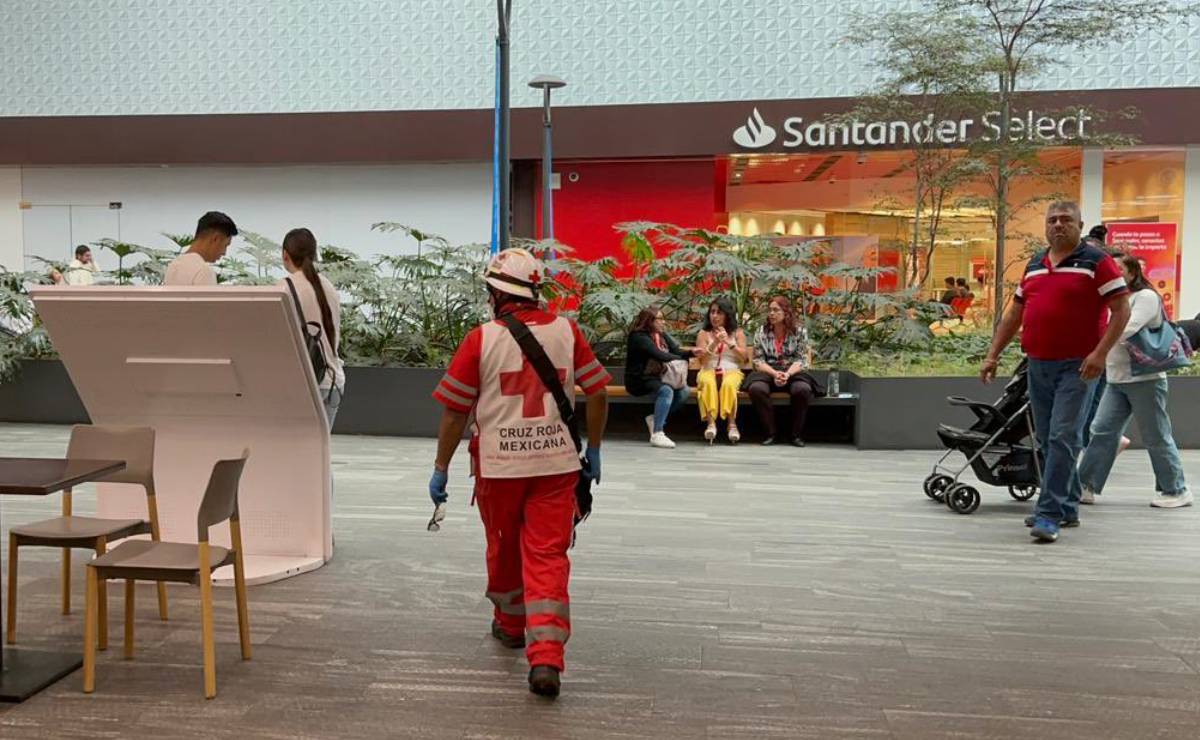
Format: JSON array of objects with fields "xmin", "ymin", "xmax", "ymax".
[{"xmin": 484, "ymin": 248, "xmax": 545, "ymax": 301}]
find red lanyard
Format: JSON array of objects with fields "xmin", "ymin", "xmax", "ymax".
[{"xmin": 653, "ymin": 333, "xmax": 665, "ymax": 351}]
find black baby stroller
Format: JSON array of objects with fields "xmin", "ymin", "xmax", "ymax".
[{"xmin": 923, "ymin": 358, "xmax": 1042, "ymax": 514}]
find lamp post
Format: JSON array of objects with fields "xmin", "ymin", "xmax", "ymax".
[
  {"xmin": 493, "ymin": 0, "xmax": 513, "ymax": 254},
  {"xmin": 528, "ymin": 75, "xmax": 566, "ymax": 242}
]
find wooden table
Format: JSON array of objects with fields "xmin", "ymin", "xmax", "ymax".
[{"xmin": 0, "ymin": 457, "xmax": 125, "ymax": 702}]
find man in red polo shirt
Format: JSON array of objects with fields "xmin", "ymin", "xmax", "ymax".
[
  {"xmin": 428, "ymin": 248, "xmax": 609, "ymax": 698},
  {"xmin": 981, "ymin": 201, "xmax": 1131, "ymax": 543}
]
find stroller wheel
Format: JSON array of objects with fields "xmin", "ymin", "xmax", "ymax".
[
  {"xmin": 1008, "ymin": 485, "xmax": 1037, "ymax": 501},
  {"xmin": 924, "ymin": 474, "xmax": 953, "ymax": 502},
  {"xmin": 946, "ymin": 484, "xmax": 981, "ymax": 515}
]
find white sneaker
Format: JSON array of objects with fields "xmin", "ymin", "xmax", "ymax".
[
  {"xmin": 1151, "ymin": 489, "xmax": 1193, "ymax": 509},
  {"xmin": 650, "ymin": 432, "xmax": 676, "ymax": 449},
  {"xmin": 1080, "ymin": 487, "xmax": 1097, "ymax": 505},
  {"xmin": 645, "ymin": 415, "xmax": 655, "ymax": 441}
]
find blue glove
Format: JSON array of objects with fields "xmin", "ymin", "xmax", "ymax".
[
  {"xmin": 584, "ymin": 447, "xmax": 601, "ymax": 486},
  {"xmin": 429, "ymin": 467, "xmax": 449, "ymax": 505}
]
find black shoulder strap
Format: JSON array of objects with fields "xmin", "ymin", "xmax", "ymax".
[
  {"xmin": 283, "ymin": 277, "xmax": 308, "ymax": 335},
  {"xmin": 497, "ymin": 313, "xmax": 583, "ymax": 455}
]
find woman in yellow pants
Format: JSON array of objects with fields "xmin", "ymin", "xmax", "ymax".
[{"xmin": 695, "ymin": 298, "xmax": 749, "ymax": 444}]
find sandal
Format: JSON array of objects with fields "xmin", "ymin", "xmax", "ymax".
[
  {"xmin": 727, "ymin": 423, "xmax": 740, "ymax": 445},
  {"xmin": 704, "ymin": 420, "xmax": 717, "ymax": 444}
]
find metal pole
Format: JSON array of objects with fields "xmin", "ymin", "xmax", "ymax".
[
  {"xmin": 541, "ymin": 87, "xmax": 553, "ymax": 240},
  {"xmin": 496, "ymin": 0, "xmax": 512, "ymax": 252}
]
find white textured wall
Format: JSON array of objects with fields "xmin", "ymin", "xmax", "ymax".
[
  {"xmin": 0, "ymin": 168, "xmax": 24, "ymax": 271},
  {"xmin": 1, "ymin": 1, "xmax": 1197, "ymax": 117},
  {"xmin": 17, "ymin": 164, "xmax": 491, "ymax": 272}
]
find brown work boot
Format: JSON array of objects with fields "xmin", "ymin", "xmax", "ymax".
[
  {"xmin": 491, "ymin": 621, "xmax": 525, "ymax": 649},
  {"xmin": 528, "ymin": 665, "xmax": 561, "ymax": 698}
]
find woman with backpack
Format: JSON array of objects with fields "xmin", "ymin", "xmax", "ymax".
[
  {"xmin": 1078, "ymin": 253, "xmax": 1190, "ymax": 508},
  {"xmin": 278, "ymin": 227, "xmax": 345, "ymax": 427}
]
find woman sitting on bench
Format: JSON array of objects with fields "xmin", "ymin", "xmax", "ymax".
[
  {"xmin": 625, "ymin": 306, "xmax": 695, "ymax": 449},
  {"xmin": 695, "ymin": 298, "xmax": 749, "ymax": 445},
  {"xmin": 744, "ymin": 296, "xmax": 822, "ymax": 447}
]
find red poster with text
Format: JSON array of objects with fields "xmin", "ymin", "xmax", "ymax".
[{"xmin": 1105, "ymin": 222, "xmax": 1179, "ymax": 319}]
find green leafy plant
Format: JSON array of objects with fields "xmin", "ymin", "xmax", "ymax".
[
  {"xmin": 0, "ymin": 269, "xmax": 56, "ymax": 382},
  {"xmin": 94, "ymin": 239, "xmax": 140, "ymax": 285}
]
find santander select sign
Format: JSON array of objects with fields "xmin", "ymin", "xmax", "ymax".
[{"xmin": 732, "ymin": 107, "xmax": 1093, "ymax": 150}]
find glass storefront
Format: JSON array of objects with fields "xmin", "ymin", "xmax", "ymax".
[
  {"xmin": 1102, "ymin": 149, "xmax": 1187, "ymax": 317},
  {"xmin": 556, "ymin": 145, "xmax": 1190, "ymax": 317},
  {"xmin": 722, "ymin": 149, "xmax": 1083, "ymax": 314}
]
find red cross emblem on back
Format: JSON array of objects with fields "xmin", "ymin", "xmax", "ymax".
[{"xmin": 500, "ymin": 359, "xmax": 567, "ymax": 418}]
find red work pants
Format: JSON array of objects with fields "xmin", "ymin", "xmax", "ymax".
[{"xmin": 475, "ymin": 471, "xmax": 577, "ymax": 672}]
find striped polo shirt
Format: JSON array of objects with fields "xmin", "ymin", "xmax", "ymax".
[{"xmin": 1014, "ymin": 242, "xmax": 1128, "ymax": 361}]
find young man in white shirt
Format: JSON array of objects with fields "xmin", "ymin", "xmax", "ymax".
[
  {"xmin": 164, "ymin": 211, "xmax": 238, "ymax": 286},
  {"xmin": 63, "ymin": 245, "xmax": 99, "ymax": 285}
]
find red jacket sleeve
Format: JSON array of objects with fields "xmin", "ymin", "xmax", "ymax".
[
  {"xmin": 433, "ymin": 328, "xmax": 482, "ymax": 413},
  {"xmin": 570, "ymin": 320, "xmax": 611, "ymax": 396}
]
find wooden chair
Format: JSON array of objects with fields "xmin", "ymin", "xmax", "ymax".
[
  {"xmin": 7, "ymin": 425, "xmax": 168, "ymax": 649},
  {"xmin": 83, "ymin": 450, "xmax": 251, "ymax": 699}
]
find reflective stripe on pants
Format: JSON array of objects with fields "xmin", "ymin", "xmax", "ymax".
[{"xmin": 475, "ymin": 471, "xmax": 577, "ymax": 672}]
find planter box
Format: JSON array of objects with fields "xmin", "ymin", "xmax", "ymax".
[
  {"xmin": 855, "ymin": 375, "xmax": 1000, "ymax": 450},
  {"xmin": 0, "ymin": 359, "xmax": 90, "ymax": 425},
  {"xmin": 7, "ymin": 361, "xmax": 1197, "ymax": 451},
  {"xmin": 334, "ymin": 366, "xmax": 446, "ymax": 436},
  {"xmin": 855, "ymin": 374, "xmax": 1200, "ymax": 450}
]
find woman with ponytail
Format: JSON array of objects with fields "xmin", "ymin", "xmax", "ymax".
[{"xmin": 278, "ymin": 228, "xmax": 345, "ymax": 427}]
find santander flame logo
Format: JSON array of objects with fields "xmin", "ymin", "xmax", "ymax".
[{"xmin": 732, "ymin": 108, "xmax": 777, "ymax": 148}]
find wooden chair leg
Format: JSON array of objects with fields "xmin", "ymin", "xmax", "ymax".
[
  {"xmin": 155, "ymin": 582, "xmax": 169, "ymax": 622},
  {"xmin": 61, "ymin": 548, "xmax": 72, "ymax": 615},
  {"xmin": 147, "ymin": 494, "xmax": 169, "ymax": 621},
  {"xmin": 60, "ymin": 487, "xmax": 72, "ymax": 616},
  {"xmin": 198, "ymin": 544, "xmax": 217, "ymax": 699},
  {"xmin": 230, "ymin": 524, "xmax": 252, "ymax": 661},
  {"xmin": 83, "ymin": 568, "xmax": 98, "ymax": 693},
  {"xmin": 5, "ymin": 536, "xmax": 17, "ymax": 645},
  {"xmin": 95, "ymin": 538, "xmax": 108, "ymax": 651},
  {"xmin": 123, "ymin": 580, "xmax": 135, "ymax": 660}
]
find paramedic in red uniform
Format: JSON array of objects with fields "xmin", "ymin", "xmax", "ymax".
[{"xmin": 429, "ymin": 248, "xmax": 610, "ymax": 698}]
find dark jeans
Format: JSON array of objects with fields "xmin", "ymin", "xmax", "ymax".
[
  {"xmin": 746, "ymin": 374, "xmax": 814, "ymax": 439},
  {"xmin": 1028, "ymin": 358, "xmax": 1097, "ymax": 524},
  {"xmin": 1082, "ymin": 373, "xmax": 1106, "ymax": 447}
]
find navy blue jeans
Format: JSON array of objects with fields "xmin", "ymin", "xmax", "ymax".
[{"xmin": 1028, "ymin": 358, "xmax": 1098, "ymax": 523}]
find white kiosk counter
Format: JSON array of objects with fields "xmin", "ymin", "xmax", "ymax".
[{"xmin": 31, "ymin": 286, "xmax": 332, "ymax": 585}]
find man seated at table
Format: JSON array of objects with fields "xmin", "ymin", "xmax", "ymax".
[{"xmin": 164, "ymin": 211, "xmax": 238, "ymax": 286}]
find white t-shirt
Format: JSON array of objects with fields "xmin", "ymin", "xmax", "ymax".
[
  {"xmin": 279, "ymin": 273, "xmax": 345, "ymax": 391},
  {"xmin": 164, "ymin": 252, "xmax": 217, "ymax": 286},
  {"xmin": 1107, "ymin": 288, "xmax": 1166, "ymax": 384},
  {"xmin": 63, "ymin": 259, "xmax": 98, "ymax": 286}
]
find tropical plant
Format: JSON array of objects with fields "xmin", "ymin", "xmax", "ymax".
[
  {"xmin": 547, "ymin": 221, "xmax": 949, "ymax": 365},
  {"xmin": 0, "ymin": 269, "xmax": 56, "ymax": 381},
  {"xmin": 233, "ymin": 231, "xmax": 284, "ymax": 284},
  {"xmin": 94, "ymin": 239, "xmax": 141, "ymax": 285}
]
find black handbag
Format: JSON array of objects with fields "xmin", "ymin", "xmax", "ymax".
[
  {"xmin": 497, "ymin": 313, "xmax": 594, "ymax": 537},
  {"xmin": 285, "ymin": 277, "xmax": 331, "ymax": 390}
]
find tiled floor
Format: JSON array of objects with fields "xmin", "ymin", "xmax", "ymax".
[{"xmin": 2, "ymin": 423, "xmax": 1200, "ymax": 738}]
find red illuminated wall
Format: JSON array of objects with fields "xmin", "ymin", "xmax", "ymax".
[{"xmin": 544, "ymin": 160, "xmax": 720, "ymax": 262}]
